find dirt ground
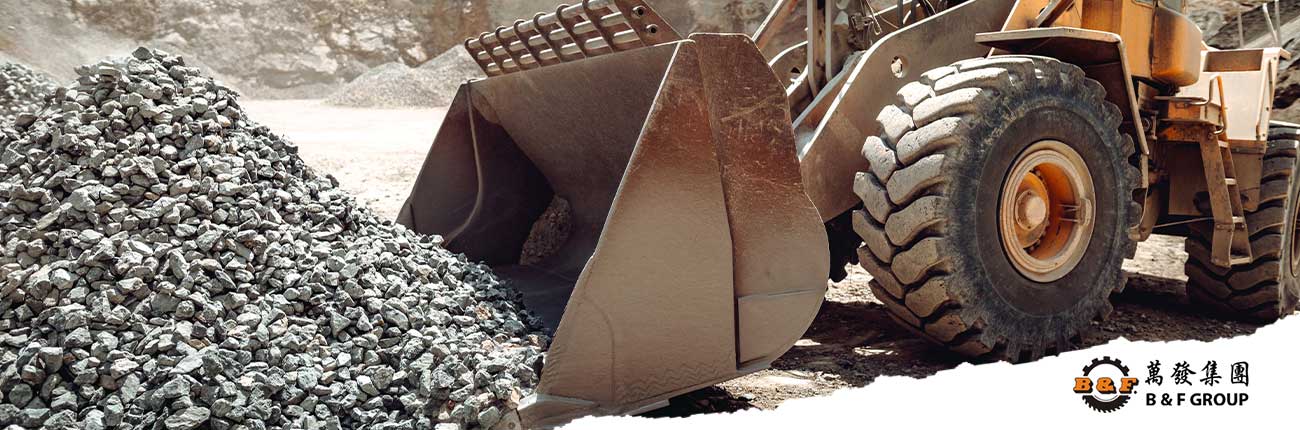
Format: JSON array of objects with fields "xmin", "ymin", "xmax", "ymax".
[
  {"xmin": 242, "ymin": 99, "xmax": 1282, "ymax": 416},
  {"xmin": 242, "ymin": 100, "xmax": 445, "ymax": 218}
]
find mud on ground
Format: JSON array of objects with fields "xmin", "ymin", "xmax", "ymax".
[{"xmin": 244, "ymin": 100, "xmax": 1284, "ymax": 417}]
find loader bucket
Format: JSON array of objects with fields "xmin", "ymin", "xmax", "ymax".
[{"xmin": 397, "ymin": 3, "xmax": 828, "ymax": 426}]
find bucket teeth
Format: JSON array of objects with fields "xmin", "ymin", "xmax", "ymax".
[{"xmin": 464, "ymin": 0, "xmax": 681, "ymax": 77}]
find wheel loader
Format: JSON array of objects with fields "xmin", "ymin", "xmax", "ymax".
[{"xmin": 396, "ymin": 0, "xmax": 1294, "ymax": 427}]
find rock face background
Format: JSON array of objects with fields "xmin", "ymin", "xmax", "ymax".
[
  {"xmin": 1204, "ymin": 0, "xmax": 1298, "ymax": 48},
  {"xmin": 0, "ymin": 0, "xmax": 784, "ymax": 98},
  {"xmin": 0, "ymin": 1, "xmax": 1296, "ymax": 118},
  {"xmin": 63, "ymin": 0, "xmax": 495, "ymax": 95},
  {"xmin": 1188, "ymin": 0, "xmax": 1252, "ymax": 35}
]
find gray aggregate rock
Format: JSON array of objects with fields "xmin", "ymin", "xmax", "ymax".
[
  {"xmin": 164, "ymin": 406, "xmax": 209, "ymax": 430},
  {"xmin": 0, "ymin": 49, "xmax": 546, "ymax": 430},
  {"xmin": 0, "ymin": 63, "xmax": 57, "ymax": 127},
  {"xmin": 324, "ymin": 47, "xmax": 484, "ymax": 109}
]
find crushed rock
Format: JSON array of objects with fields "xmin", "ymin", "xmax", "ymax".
[
  {"xmin": 1, "ymin": 63, "xmax": 58, "ymax": 127},
  {"xmin": 325, "ymin": 47, "xmax": 483, "ymax": 109},
  {"xmin": 0, "ymin": 47, "xmax": 546, "ymax": 430}
]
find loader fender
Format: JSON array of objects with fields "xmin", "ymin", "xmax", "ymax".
[{"xmin": 976, "ymin": 28, "xmax": 1150, "ymax": 158}]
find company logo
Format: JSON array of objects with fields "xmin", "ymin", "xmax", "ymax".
[
  {"xmin": 1143, "ymin": 359, "xmax": 1250, "ymax": 407},
  {"xmin": 1074, "ymin": 356, "xmax": 1139, "ymax": 413}
]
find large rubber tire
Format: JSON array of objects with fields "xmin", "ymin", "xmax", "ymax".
[
  {"xmin": 1184, "ymin": 123, "xmax": 1300, "ymax": 321},
  {"xmin": 852, "ymin": 56, "xmax": 1141, "ymax": 362}
]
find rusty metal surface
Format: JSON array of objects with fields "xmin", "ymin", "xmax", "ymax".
[
  {"xmin": 399, "ymin": 29, "xmax": 825, "ymax": 427},
  {"xmin": 770, "ymin": 41, "xmax": 811, "ymax": 113},
  {"xmin": 690, "ymin": 34, "xmax": 829, "ymax": 369},
  {"xmin": 464, "ymin": 0, "xmax": 681, "ymax": 77},
  {"xmin": 795, "ymin": 0, "xmax": 1018, "ymax": 221},
  {"xmin": 394, "ymin": 87, "xmax": 553, "ymax": 266},
  {"xmin": 753, "ymin": 0, "xmax": 799, "ymax": 51},
  {"xmin": 1000, "ymin": 0, "xmax": 1159, "ymax": 78},
  {"xmin": 1166, "ymin": 47, "xmax": 1288, "ymax": 219},
  {"xmin": 1151, "ymin": 5, "xmax": 1203, "ymax": 87},
  {"xmin": 515, "ymin": 41, "xmax": 739, "ymax": 426}
]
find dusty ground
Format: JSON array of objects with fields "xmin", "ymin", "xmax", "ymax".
[
  {"xmin": 242, "ymin": 100, "xmax": 444, "ymax": 219},
  {"xmin": 243, "ymin": 99, "xmax": 1283, "ymax": 416}
]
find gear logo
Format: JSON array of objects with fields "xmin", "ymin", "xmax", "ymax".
[{"xmin": 1073, "ymin": 356, "xmax": 1139, "ymax": 412}]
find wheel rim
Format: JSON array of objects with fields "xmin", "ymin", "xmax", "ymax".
[{"xmin": 999, "ymin": 140, "xmax": 1096, "ymax": 282}]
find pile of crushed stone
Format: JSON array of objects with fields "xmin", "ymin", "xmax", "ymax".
[
  {"xmin": 325, "ymin": 47, "xmax": 483, "ymax": 109},
  {"xmin": 1, "ymin": 63, "xmax": 59, "ymax": 127},
  {"xmin": 0, "ymin": 48, "xmax": 546, "ymax": 430}
]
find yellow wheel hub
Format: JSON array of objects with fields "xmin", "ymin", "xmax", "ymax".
[{"xmin": 999, "ymin": 140, "xmax": 1095, "ymax": 282}]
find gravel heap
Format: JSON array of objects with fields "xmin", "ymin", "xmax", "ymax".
[
  {"xmin": 0, "ymin": 48, "xmax": 546, "ymax": 430},
  {"xmin": 325, "ymin": 47, "xmax": 483, "ymax": 109},
  {"xmin": 1, "ymin": 63, "xmax": 59, "ymax": 127}
]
